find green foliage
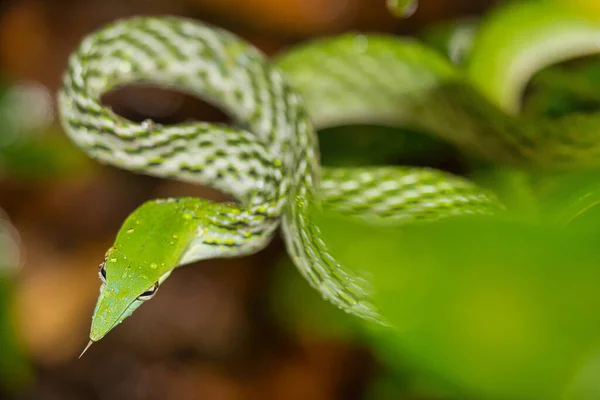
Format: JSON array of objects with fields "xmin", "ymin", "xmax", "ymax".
[
  {"xmin": 313, "ymin": 202, "xmax": 600, "ymax": 399},
  {"xmin": 0, "ymin": 220, "xmax": 29, "ymax": 392},
  {"xmin": 269, "ymin": 254, "xmax": 358, "ymax": 340},
  {"xmin": 0, "ymin": 133, "xmax": 90, "ymax": 180},
  {"xmin": 0, "ymin": 277, "xmax": 29, "ymax": 392}
]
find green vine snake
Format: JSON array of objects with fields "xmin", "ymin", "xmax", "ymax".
[{"xmin": 56, "ymin": 1, "xmax": 600, "ymax": 355}]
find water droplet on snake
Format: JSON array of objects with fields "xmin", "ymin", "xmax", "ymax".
[
  {"xmin": 150, "ymin": 263, "xmax": 158, "ymax": 270},
  {"xmin": 141, "ymin": 119, "xmax": 153, "ymax": 131}
]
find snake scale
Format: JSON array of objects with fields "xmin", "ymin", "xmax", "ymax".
[{"xmin": 55, "ymin": 1, "xmax": 600, "ymax": 351}]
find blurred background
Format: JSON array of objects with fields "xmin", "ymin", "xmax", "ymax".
[{"xmin": 4, "ymin": 0, "xmax": 600, "ymax": 399}]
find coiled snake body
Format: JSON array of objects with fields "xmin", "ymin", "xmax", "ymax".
[{"xmin": 57, "ymin": 1, "xmax": 600, "ymax": 348}]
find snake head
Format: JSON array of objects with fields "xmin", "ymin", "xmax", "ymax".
[
  {"xmin": 86, "ymin": 199, "xmax": 201, "ymax": 344},
  {"xmin": 89, "ymin": 249, "xmax": 171, "ymax": 342}
]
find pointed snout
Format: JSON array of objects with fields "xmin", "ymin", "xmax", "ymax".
[{"xmin": 90, "ymin": 284, "xmax": 143, "ymax": 342}]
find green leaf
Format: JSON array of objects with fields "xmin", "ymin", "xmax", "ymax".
[
  {"xmin": 268, "ymin": 254, "xmax": 359, "ymax": 340},
  {"xmin": 316, "ymin": 210, "xmax": 600, "ymax": 400}
]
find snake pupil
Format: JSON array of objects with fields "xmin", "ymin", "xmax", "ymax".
[
  {"xmin": 138, "ymin": 283, "xmax": 159, "ymax": 301},
  {"xmin": 98, "ymin": 263, "xmax": 107, "ymax": 283}
]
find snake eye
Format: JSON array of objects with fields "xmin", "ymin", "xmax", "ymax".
[
  {"xmin": 138, "ymin": 283, "xmax": 159, "ymax": 301},
  {"xmin": 98, "ymin": 262, "xmax": 107, "ymax": 283}
]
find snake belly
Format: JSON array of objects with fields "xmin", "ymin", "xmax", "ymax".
[{"xmin": 58, "ymin": 1, "xmax": 600, "ymax": 324}]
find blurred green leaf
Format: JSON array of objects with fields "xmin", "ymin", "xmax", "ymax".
[
  {"xmin": 0, "ymin": 276, "xmax": 30, "ymax": 392},
  {"xmin": 315, "ymin": 209, "xmax": 600, "ymax": 400},
  {"xmin": 269, "ymin": 254, "xmax": 359, "ymax": 340},
  {"xmin": 0, "ymin": 131, "xmax": 91, "ymax": 180},
  {"xmin": 0, "ymin": 220, "xmax": 30, "ymax": 392}
]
